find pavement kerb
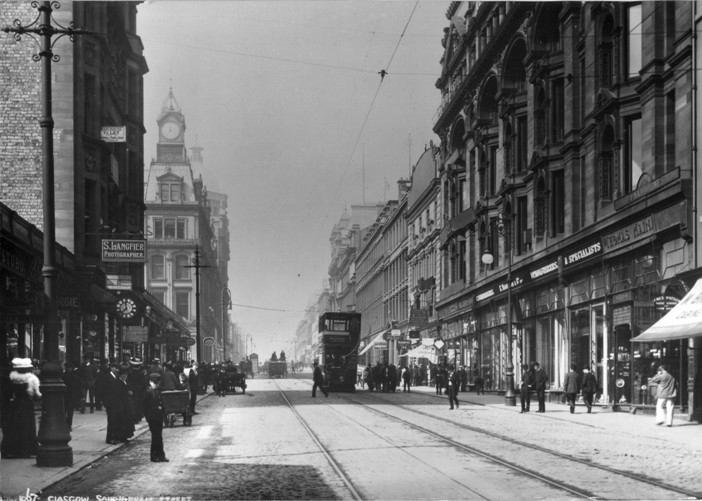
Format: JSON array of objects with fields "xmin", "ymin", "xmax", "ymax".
[{"xmin": 0, "ymin": 392, "xmax": 211, "ymax": 500}]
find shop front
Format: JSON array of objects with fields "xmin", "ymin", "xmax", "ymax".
[
  {"xmin": 473, "ymin": 285, "xmax": 515, "ymax": 393},
  {"xmin": 632, "ymin": 276, "xmax": 702, "ymax": 421},
  {"xmin": 143, "ymin": 291, "xmax": 191, "ymax": 363},
  {"xmin": 1, "ymin": 206, "xmax": 81, "ymax": 368}
]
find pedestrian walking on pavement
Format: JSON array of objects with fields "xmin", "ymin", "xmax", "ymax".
[
  {"xmin": 148, "ymin": 358, "xmax": 164, "ymax": 377},
  {"xmin": 402, "ymin": 364, "xmax": 411, "ymax": 392},
  {"xmin": 115, "ymin": 365, "xmax": 136, "ymax": 442},
  {"xmin": 78, "ymin": 354, "xmax": 98, "ymax": 413},
  {"xmin": 649, "ymin": 364, "xmax": 677, "ymax": 426},
  {"xmin": 520, "ymin": 363, "xmax": 535, "ymax": 413},
  {"xmin": 533, "ymin": 362, "xmax": 549, "ymax": 412},
  {"xmin": 1, "ymin": 358, "xmax": 41, "ymax": 458},
  {"xmin": 312, "ymin": 360, "xmax": 328, "ymax": 398},
  {"xmin": 188, "ymin": 361, "xmax": 199, "ymax": 413},
  {"xmin": 143, "ymin": 372, "xmax": 168, "ymax": 462},
  {"xmin": 581, "ymin": 367, "xmax": 598, "ymax": 413},
  {"xmin": 103, "ymin": 362, "xmax": 135, "ymax": 444},
  {"xmin": 127, "ymin": 358, "xmax": 147, "ymax": 424},
  {"xmin": 564, "ymin": 362, "xmax": 581, "ymax": 414},
  {"xmin": 435, "ymin": 364, "xmax": 446, "ymax": 395},
  {"xmin": 474, "ymin": 369, "xmax": 485, "ymax": 395},
  {"xmin": 94, "ymin": 359, "xmax": 111, "ymax": 411},
  {"xmin": 447, "ymin": 365, "xmax": 459, "ymax": 410},
  {"xmin": 62, "ymin": 360, "xmax": 82, "ymax": 431}
]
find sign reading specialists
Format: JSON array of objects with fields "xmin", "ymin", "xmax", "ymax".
[
  {"xmin": 562, "ymin": 241, "xmax": 602, "ymax": 267},
  {"xmin": 102, "ymin": 239, "xmax": 146, "ymax": 263}
]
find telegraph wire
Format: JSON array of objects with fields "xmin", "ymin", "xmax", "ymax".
[
  {"xmin": 144, "ymin": 39, "xmax": 437, "ymax": 76},
  {"xmin": 323, "ymin": 1, "xmax": 421, "ymax": 225},
  {"xmin": 230, "ymin": 302, "xmax": 298, "ymax": 313}
]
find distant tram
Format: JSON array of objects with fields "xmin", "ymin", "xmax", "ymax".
[{"xmin": 318, "ymin": 311, "xmax": 361, "ymax": 392}]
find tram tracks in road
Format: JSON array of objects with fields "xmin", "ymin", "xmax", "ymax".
[
  {"xmin": 351, "ymin": 390, "xmax": 702, "ymax": 500},
  {"xmin": 274, "ymin": 380, "xmax": 589, "ymax": 500},
  {"xmin": 275, "ymin": 381, "xmax": 364, "ymax": 501},
  {"xmin": 276, "ymin": 378, "xmax": 701, "ymax": 500}
]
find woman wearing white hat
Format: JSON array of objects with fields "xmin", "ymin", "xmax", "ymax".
[{"xmin": 1, "ymin": 358, "xmax": 42, "ymax": 458}]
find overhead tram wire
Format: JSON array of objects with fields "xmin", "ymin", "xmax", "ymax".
[
  {"xmin": 230, "ymin": 302, "xmax": 294, "ymax": 313},
  {"xmin": 145, "ymin": 39, "xmax": 377, "ymax": 75},
  {"xmin": 322, "ymin": 1, "xmax": 420, "ymax": 224}
]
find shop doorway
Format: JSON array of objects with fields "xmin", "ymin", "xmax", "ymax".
[{"xmin": 571, "ymin": 303, "xmax": 606, "ymax": 402}]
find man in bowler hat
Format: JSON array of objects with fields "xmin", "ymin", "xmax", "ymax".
[{"xmin": 143, "ymin": 372, "xmax": 168, "ymax": 462}]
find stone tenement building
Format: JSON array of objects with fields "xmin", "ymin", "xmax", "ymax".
[{"xmin": 432, "ymin": 1, "xmax": 700, "ymax": 420}]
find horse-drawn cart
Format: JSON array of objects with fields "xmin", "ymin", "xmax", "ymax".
[
  {"xmin": 160, "ymin": 390, "xmax": 192, "ymax": 427},
  {"xmin": 215, "ymin": 366, "xmax": 247, "ymax": 394},
  {"xmin": 268, "ymin": 360, "xmax": 287, "ymax": 379}
]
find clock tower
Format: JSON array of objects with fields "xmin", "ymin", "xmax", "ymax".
[{"xmin": 156, "ymin": 87, "xmax": 187, "ymax": 163}]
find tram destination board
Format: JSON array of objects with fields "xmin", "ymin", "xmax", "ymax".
[
  {"xmin": 323, "ymin": 332, "xmax": 349, "ymax": 344},
  {"xmin": 102, "ymin": 239, "xmax": 147, "ymax": 263}
]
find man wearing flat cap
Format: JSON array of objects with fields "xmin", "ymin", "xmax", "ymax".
[{"xmin": 143, "ymin": 372, "xmax": 168, "ymax": 462}]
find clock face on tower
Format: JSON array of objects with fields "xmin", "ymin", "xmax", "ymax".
[{"xmin": 161, "ymin": 122, "xmax": 180, "ymax": 140}]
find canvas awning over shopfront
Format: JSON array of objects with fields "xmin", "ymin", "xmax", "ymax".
[
  {"xmin": 359, "ymin": 331, "xmax": 387, "ymax": 356},
  {"xmin": 400, "ymin": 344, "xmax": 439, "ymax": 363},
  {"xmin": 632, "ymin": 278, "xmax": 702, "ymax": 342}
]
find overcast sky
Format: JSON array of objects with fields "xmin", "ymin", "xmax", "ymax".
[{"xmin": 137, "ymin": 0, "xmax": 449, "ymax": 360}]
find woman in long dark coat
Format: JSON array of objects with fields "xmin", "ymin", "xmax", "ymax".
[{"xmin": 1, "ymin": 358, "xmax": 41, "ymax": 458}]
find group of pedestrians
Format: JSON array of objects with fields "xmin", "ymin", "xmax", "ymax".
[
  {"xmin": 519, "ymin": 361, "xmax": 550, "ymax": 413},
  {"xmin": 0, "ymin": 354, "xmax": 206, "ymax": 463}
]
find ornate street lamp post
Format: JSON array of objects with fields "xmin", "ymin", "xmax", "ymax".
[
  {"xmin": 481, "ymin": 214, "xmax": 517, "ymax": 407},
  {"xmin": 3, "ymin": 1, "xmax": 89, "ymax": 467}
]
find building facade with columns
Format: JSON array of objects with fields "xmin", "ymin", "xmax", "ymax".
[{"xmin": 432, "ymin": 1, "xmax": 700, "ymax": 419}]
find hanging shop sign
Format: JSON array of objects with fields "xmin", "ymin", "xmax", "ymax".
[
  {"xmin": 101, "ymin": 126, "xmax": 126, "ymax": 143},
  {"xmin": 653, "ymin": 296, "xmax": 679, "ymax": 312},
  {"xmin": 106, "ymin": 274, "xmax": 132, "ymax": 290},
  {"xmin": 202, "ymin": 337, "xmax": 215, "ymax": 347},
  {"xmin": 123, "ymin": 326, "xmax": 148, "ymax": 343},
  {"xmin": 102, "ymin": 239, "xmax": 146, "ymax": 263}
]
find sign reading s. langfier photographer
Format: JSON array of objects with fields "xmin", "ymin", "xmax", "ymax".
[{"xmin": 102, "ymin": 239, "xmax": 146, "ymax": 263}]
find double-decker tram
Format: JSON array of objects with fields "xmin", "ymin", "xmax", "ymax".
[{"xmin": 318, "ymin": 311, "xmax": 361, "ymax": 392}]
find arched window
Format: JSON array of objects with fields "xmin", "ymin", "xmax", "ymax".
[
  {"xmin": 599, "ymin": 15, "xmax": 615, "ymax": 89},
  {"xmin": 535, "ymin": 177, "xmax": 547, "ymax": 238},
  {"xmin": 534, "ymin": 85, "xmax": 547, "ymax": 147},
  {"xmin": 504, "ymin": 122, "xmax": 513, "ymax": 175},
  {"xmin": 150, "ymin": 254, "xmax": 165, "ymax": 280},
  {"xmin": 533, "ymin": 3, "xmax": 562, "ymax": 53},
  {"xmin": 599, "ymin": 125, "xmax": 614, "ymax": 201},
  {"xmin": 503, "ymin": 39, "xmax": 527, "ymax": 92}
]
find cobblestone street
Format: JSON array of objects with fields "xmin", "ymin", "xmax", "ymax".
[{"xmin": 21, "ymin": 375, "xmax": 699, "ymax": 501}]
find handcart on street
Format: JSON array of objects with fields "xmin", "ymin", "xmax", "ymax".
[{"xmin": 160, "ymin": 389, "xmax": 192, "ymax": 427}]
